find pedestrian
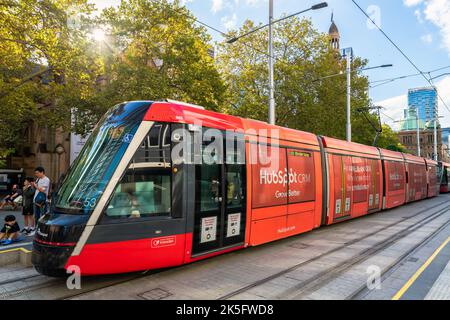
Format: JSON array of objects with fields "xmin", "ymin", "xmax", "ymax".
[
  {"xmin": 0, "ymin": 184, "xmax": 22, "ymax": 210},
  {"xmin": 0, "ymin": 215, "xmax": 21, "ymax": 245},
  {"xmin": 30, "ymin": 167, "xmax": 51, "ymax": 236},
  {"xmin": 21, "ymin": 177, "xmax": 35, "ymax": 235}
]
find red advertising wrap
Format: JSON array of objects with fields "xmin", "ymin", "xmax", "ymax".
[
  {"xmin": 287, "ymin": 149, "xmax": 315, "ymax": 204},
  {"xmin": 252, "ymin": 145, "xmax": 288, "ymax": 208},
  {"xmin": 351, "ymin": 157, "xmax": 370, "ymax": 204},
  {"xmin": 252, "ymin": 145, "xmax": 316, "ymax": 208},
  {"xmin": 387, "ymin": 161, "xmax": 405, "ymax": 192}
]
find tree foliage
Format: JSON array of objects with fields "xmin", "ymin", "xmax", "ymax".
[
  {"xmin": 0, "ymin": 0, "xmax": 402, "ymax": 157},
  {"xmin": 96, "ymin": 0, "xmax": 225, "ymax": 111},
  {"xmin": 216, "ymin": 17, "xmax": 394, "ymax": 147},
  {"xmin": 0, "ymin": 0, "xmax": 226, "ymax": 153},
  {"xmin": 377, "ymin": 125, "xmax": 407, "ymax": 152},
  {"xmin": 0, "ymin": 0, "xmax": 101, "ymax": 148}
]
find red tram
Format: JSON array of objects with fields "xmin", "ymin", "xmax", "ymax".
[{"xmin": 32, "ymin": 101, "xmax": 441, "ymax": 276}]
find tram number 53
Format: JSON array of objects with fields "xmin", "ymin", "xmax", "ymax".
[{"xmin": 83, "ymin": 198, "xmax": 97, "ymax": 208}]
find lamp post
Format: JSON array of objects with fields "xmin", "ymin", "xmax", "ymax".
[
  {"xmin": 415, "ymin": 108, "xmax": 421, "ymax": 157},
  {"xmin": 314, "ymin": 63, "xmax": 393, "ymax": 142},
  {"xmin": 269, "ymin": 0, "xmax": 275, "ymax": 125},
  {"xmin": 429, "ymin": 76, "xmax": 444, "ymax": 162},
  {"xmin": 227, "ymin": 2, "xmax": 328, "ymax": 125},
  {"xmin": 344, "ymin": 47, "xmax": 353, "ymax": 142},
  {"xmin": 434, "ymin": 107, "xmax": 438, "ymax": 161},
  {"xmin": 54, "ymin": 144, "xmax": 66, "ymax": 182}
]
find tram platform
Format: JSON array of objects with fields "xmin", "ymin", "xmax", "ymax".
[{"xmin": 1, "ymin": 196, "xmax": 450, "ymax": 300}]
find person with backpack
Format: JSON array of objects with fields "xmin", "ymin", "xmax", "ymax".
[
  {"xmin": 21, "ymin": 177, "xmax": 35, "ymax": 235},
  {"xmin": 30, "ymin": 167, "xmax": 51, "ymax": 236}
]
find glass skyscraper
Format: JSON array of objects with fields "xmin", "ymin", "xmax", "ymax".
[
  {"xmin": 401, "ymin": 87, "xmax": 438, "ymax": 131},
  {"xmin": 408, "ymin": 87, "xmax": 438, "ymax": 123}
]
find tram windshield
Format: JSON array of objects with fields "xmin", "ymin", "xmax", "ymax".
[{"xmin": 54, "ymin": 102, "xmax": 151, "ymax": 214}]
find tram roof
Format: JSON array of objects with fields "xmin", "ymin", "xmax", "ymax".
[
  {"xmin": 379, "ymin": 149, "xmax": 404, "ymax": 162},
  {"xmin": 403, "ymin": 152, "xmax": 427, "ymax": 165},
  {"xmin": 320, "ymin": 136, "xmax": 380, "ymax": 158},
  {"xmin": 145, "ymin": 101, "xmax": 319, "ymax": 146}
]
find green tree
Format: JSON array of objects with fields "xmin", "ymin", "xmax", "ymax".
[
  {"xmin": 376, "ymin": 125, "xmax": 407, "ymax": 152},
  {"xmin": 0, "ymin": 0, "xmax": 103, "ymax": 150},
  {"xmin": 0, "ymin": 0, "xmax": 226, "ymax": 157},
  {"xmin": 216, "ymin": 17, "xmax": 385, "ymax": 145},
  {"xmin": 96, "ymin": 0, "xmax": 225, "ymax": 112}
]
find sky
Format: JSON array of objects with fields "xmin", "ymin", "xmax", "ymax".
[{"xmin": 91, "ymin": 0, "xmax": 450, "ymax": 130}]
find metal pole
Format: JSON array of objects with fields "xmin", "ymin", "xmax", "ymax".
[
  {"xmin": 346, "ymin": 50, "xmax": 352, "ymax": 142},
  {"xmin": 416, "ymin": 108, "xmax": 421, "ymax": 157},
  {"xmin": 434, "ymin": 111, "xmax": 438, "ymax": 161},
  {"xmin": 268, "ymin": 0, "xmax": 275, "ymax": 125}
]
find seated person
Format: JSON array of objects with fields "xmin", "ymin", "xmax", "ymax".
[
  {"xmin": 0, "ymin": 185, "xmax": 22, "ymax": 210},
  {"xmin": 0, "ymin": 215, "xmax": 21, "ymax": 245}
]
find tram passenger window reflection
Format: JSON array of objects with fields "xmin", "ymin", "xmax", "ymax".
[
  {"xmin": 197, "ymin": 165, "xmax": 221, "ymax": 212},
  {"xmin": 226, "ymin": 166, "xmax": 244, "ymax": 209},
  {"xmin": 106, "ymin": 169, "xmax": 171, "ymax": 219}
]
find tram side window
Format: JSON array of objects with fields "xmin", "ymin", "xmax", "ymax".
[
  {"xmin": 226, "ymin": 134, "xmax": 245, "ymax": 210},
  {"xmin": 226, "ymin": 164, "xmax": 244, "ymax": 209},
  {"xmin": 197, "ymin": 163, "xmax": 221, "ymax": 212},
  {"xmin": 133, "ymin": 123, "xmax": 171, "ymax": 163},
  {"xmin": 106, "ymin": 168, "xmax": 171, "ymax": 219},
  {"xmin": 196, "ymin": 137, "xmax": 222, "ymax": 212}
]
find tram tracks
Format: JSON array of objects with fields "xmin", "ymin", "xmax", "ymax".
[
  {"xmin": 1, "ymin": 198, "xmax": 449, "ymax": 300},
  {"xmin": 0, "ymin": 274, "xmax": 43, "ymax": 287},
  {"xmin": 348, "ymin": 212, "xmax": 450, "ymax": 300},
  {"xmin": 280, "ymin": 205, "xmax": 450, "ymax": 300},
  {"xmin": 56, "ymin": 270, "xmax": 160, "ymax": 300},
  {"xmin": 218, "ymin": 199, "xmax": 450, "ymax": 300},
  {"xmin": 0, "ymin": 276, "xmax": 63, "ymax": 300},
  {"xmin": 0, "ymin": 266, "xmax": 162, "ymax": 300}
]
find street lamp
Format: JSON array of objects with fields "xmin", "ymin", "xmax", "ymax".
[
  {"xmin": 227, "ymin": 2, "xmax": 328, "ymax": 125},
  {"xmin": 428, "ymin": 75, "xmax": 447, "ymax": 161},
  {"xmin": 54, "ymin": 144, "xmax": 66, "ymax": 182},
  {"xmin": 226, "ymin": 2, "xmax": 328, "ymax": 44},
  {"xmin": 314, "ymin": 62, "xmax": 393, "ymax": 142}
]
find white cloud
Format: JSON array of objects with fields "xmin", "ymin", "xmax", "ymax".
[
  {"xmin": 377, "ymin": 75, "xmax": 450, "ymax": 130},
  {"xmin": 421, "ymin": 33, "xmax": 433, "ymax": 43},
  {"xmin": 404, "ymin": 0, "xmax": 424, "ymax": 7},
  {"xmin": 377, "ymin": 95, "xmax": 408, "ymax": 131},
  {"xmin": 212, "ymin": 0, "xmax": 224, "ymax": 13},
  {"xmin": 221, "ymin": 13, "xmax": 237, "ymax": 30},
  {"xmin": 179, "ymin": 0, "xmax": 194, "ymax": 5},
  {"xmin": 211, "ymin": 0, "xmax": 266, "ymax": 14},
  {"xmin": 415, "ymin": 9, "xmax": 424, "ymax": 23},
  {"xmin": 423, "ymin": 0, "xmax": 450, "ymax": 55}
]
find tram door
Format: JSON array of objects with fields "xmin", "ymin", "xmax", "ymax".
[{"xmin": 192, "ymin": 129, "xmax": 246, "ymax": 256}]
